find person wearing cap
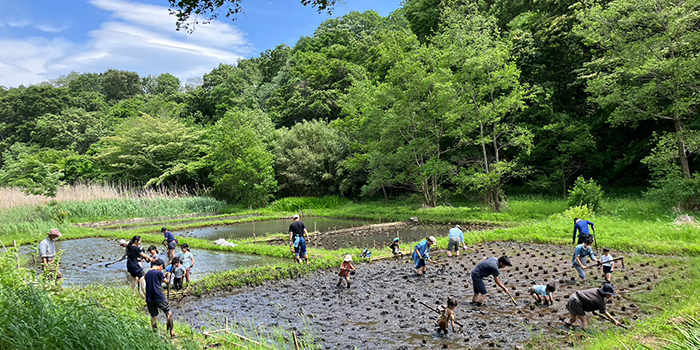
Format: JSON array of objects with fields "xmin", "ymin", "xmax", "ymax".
[
  {"xmin": 572, "ymin": 236, "xmax": 598, "ymax": 282},
  {"xmin": 38, "ymin": 229, "xmax": 63, "ymax": 279},
  {"xmin": 161, "ymin": 227, "xmax": 177, "ymax": 262},
  {"xmin": 566, "ymin": 284, "xmax": 620, "ymax": 329},
  {"xmin": 337, "ymin": 254, "xmax": 356, "ymax": 288},
  {"xmin": 447, "ymin": 224, "xmax": 467, "ymax": 257},
  {"xmin": 289, "ymin": 215, "xmax": 309, "ymax": 265},
  {"xmin": 412, "ymin": 236, "xmax": 436, "ymax": 275},
  {"xmin": 471, "ymin": 256, "xmax": 512, "ymax": 305},
  {"xmin": 145, "ymin": 258, "xmax": 174, "ymax": 338},
  {"xmin": 573, "ymin": 218, "xmax": 595, "ymax": 245},
  {"xmin": 389, "ymin": 238, "xmax": 403, "ymax": 260}
]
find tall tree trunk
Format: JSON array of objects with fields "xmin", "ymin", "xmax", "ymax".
[
  {"xmin": 381, "ymin": 185, "xmax": 389, "ymax": 203},
  {"xmin": 673, "ymin": 116, "xmax": 692, "ymax": 179}
]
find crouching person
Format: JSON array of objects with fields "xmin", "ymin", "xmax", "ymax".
[
  {"xmin": 566, "ymin": 284, "xmax": 620, "ymax": 330},
  {"xmin": 145, "ymin": 258, "xmax": 174, "ymax": 338}
]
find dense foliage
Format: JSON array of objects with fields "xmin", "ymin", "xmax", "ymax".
[{"xmin": 1, "ymin": 0, "xmax": 698, "ymax": 209}]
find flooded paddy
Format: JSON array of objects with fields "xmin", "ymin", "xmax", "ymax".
[
  {"xmin": 175, "ymin": 217, "xmax": 374, "ymax": 240},
  {"xmin": 177, "ymin": 242, "xmax": 670, "ymax": 349},
  {"xmin": 20, "ymin": 238, "xmax": 285, "ymax": 286}
]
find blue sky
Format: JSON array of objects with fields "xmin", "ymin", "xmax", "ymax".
[{"xmin": 0, "ymin": 0, "xmax": 403, "ymax": 88}]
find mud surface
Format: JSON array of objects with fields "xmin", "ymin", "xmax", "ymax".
[
  {"xmin": 176, "ymin": 242, "xmax": 666, "ymax": 350},
  {"xmin": 20, "ymin": 238, "xmax": 284, "ymax": 286}
]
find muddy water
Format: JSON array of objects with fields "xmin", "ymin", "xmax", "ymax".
[
  {"xmin": 308, "ymin": 224, "xmax": 453, "ymax": 250},
  {"xmin": 177, "ymin": 242, "xmax": 666, "ymax": 349},
  {"xmin": 20, "ymin": 238, "xmax": 284, "ymax": 286},
  {"xmin": 175, "ymin": 217, "xmax": 374, "ymax": 240}
]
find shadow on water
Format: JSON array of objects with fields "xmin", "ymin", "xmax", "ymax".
[
  {"xmin": 19, "ymin": 238, "xmax": 285, "ymax": 286},
  {"xmin": 175, "ymin": 217, "xmax": 375, "ymax": 240}
]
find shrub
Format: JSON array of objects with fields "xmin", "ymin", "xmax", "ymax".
[
  {"xmin": 550, "ymin": 204, "xmax": 594, "ymax": 221},
  {"xmin": 567, "ymin": 176, "xmax": 603, "ymax": 212}
]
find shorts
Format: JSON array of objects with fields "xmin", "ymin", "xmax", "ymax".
[
  {"xmin": 127, "ymin": 262, "xmax": 143, "ymax": 278},
  {"xmin": 147, "ymin": 300, "xmax": 171, "ymax": 317},
  {"xmin": 414, "ymin": 257, "xmax": 426, "ymax": 269},
  {"xmin": 447, "ymin": 236, "xmax": 462, "ymax": 251},
  {"xmin": 566, "ymin": 294, "xmax": 586, "ymax": 316},
  {"xmin": 173, "ymin": 277, "xmax": 183, "ymax": 290},
  {"xmin": 167, "ymin": 240, "xmax": 177, "ymax": 251},
  {"xmin": 603, "ymin": 266, "xmax": 612, "ymax": 274},
  {"xmin": 471, "ymin": 273, "xmax": 487, "ymax": 295},
  {"xmin": 294, "ymin": 237, "xmax": 307, "ymax": 257}
]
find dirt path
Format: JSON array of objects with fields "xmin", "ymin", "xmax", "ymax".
[{"xmin": 176, "ymin": 242, "xmax": 669, "ymax": 349}]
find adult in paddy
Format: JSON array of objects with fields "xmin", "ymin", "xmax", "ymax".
[
  {"xmin": 412, "ymin": 236, "xmax": 436, "ymax": 275},
  {"xmin": 566, "ymin": 284, "xmax": 621, "ymax": 330},
  {"xmin": 289, "ymin": 214, "xmax": 310, "ymax": 265},
  {"xmin": 572, "ymin": 217, "xmax": 595, "ymax": 245},
  {"xmin": 471, "ymin": 256, "xmax": 512, "ymax": 305}
]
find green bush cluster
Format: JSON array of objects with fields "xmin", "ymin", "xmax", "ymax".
[
  {"xmin": 567, "ymin": 176, "xmax": 604, "ymax": 212},
  {"xmin": 267, "ymin": 196, "xmax": 351, "ymax": 212}
]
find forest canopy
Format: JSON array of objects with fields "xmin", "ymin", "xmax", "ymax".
[{"xmin": 1, "ymin": 0, "xmax": 698, "ymax": 210}]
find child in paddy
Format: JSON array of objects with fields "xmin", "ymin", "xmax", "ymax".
[
  {"xmin": 337, "ymin": 255, "xmax": 356, "ymax": 288},
  {"xmin": 389, "ymin": 238, "xmax": 403, "ymax": 260},
  {"xmin": 600, "ymin": 247, "xmax": 615, "ymax": 283},
  {"xmin": 529, "ymin": 283, "xmax": 556, "ymax": 306},
  {"xmin": 436, "ymin": 297, "xmax": 458, "ymax": 334},
  {"xmin": 167, "ymin": 257, "xmax": 186, "ymax": 290},
  {"xmin": 147, "ymin": 245, "xmax": 160, "ymax": 261},
  {"xmin": 177, "ymin": 243, "xmax": 194, "ymax": 285}
]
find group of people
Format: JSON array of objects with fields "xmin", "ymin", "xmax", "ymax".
[{"xmin": 386, "ymin": 220, "xmax": 622, "ymax": 334}]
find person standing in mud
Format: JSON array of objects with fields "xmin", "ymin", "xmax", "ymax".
[
  {"xmin": 447, "ymin": 224, "xmax": 467, "ymax": 257},
  {"xmin": 471, "ymin": 256, "xmax": 512, "ymax": 305},
  {"xmin": 162, "ymin": 227, "xmax": 177, "ymax": 262},
  {"xmin": 565, "ymin": 284, "xmax": 620, "ymax": 330},
  {"xmin": 572, "ymin": 237, "xmax": 598, "ymax": 282},
  {"xmin": 572, "ymin": 218, "xmax": 595, "ymax": 245},
  {"xmin": 38, "ymin": 229, "xmax": 63, "ymax": 279},
  {"xmin": 289, "ymin": 215, "xmax": 309, "ymax": 265},
  {"xmin": 413, "ymin": 236, "xmax": 436, "ymax": 275},
  {"xmin": 145, "ymin": 258, "xmax": 175, "ymax": 338}
]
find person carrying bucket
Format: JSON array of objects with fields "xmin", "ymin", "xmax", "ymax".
[
  {"xmin": 413, "ymin": 236, "xmax": 436, "ymax": 275},
  {"xmin": 289, "ymin": 215, "xmax": 309, "ymax": 265}
]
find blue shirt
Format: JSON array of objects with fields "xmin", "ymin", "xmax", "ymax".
[
  {"xmin": 573, "ymin": 220, "xmax": 594, "ymax": 243},
  {"xmin": 448, "ymin": 227, "xmax": 464, "ymax": 243},
  {"xmin": 145, "ymin": 269, "xmax": 165, "ymax": 302},
  {"xmin": 472, "ymin": 257, "xmax": 500, "ymax": 279},
  {"xmin": 413, "ymin": 240, "xmax": 431, "ymax": 260},
  {"xmin": 572, "ymin": 244, "xmax": 596, "ymax": 265},
  {"xmin": 533, "ymin": 285, "xmax": 548, "ymax": 297},
  {"xmin": 164, "ymin": 230, "xmax": 175, "ymax": 243}
]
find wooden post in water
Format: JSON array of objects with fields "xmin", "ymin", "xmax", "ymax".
[{"xmin": 252, "ymin": 218, "xmax": 256, "ymax": 240}]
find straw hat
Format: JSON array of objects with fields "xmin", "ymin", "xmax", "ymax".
[
  {"xmin": 344, "ymin": 254, "xmax": 352, "ymax": 262},
  {"xmin": 48, "ymin": 229, "xmax": 62, "ymax": 237},
  {"xmin": 428, "ymin": 236, "xmax": 436, "ymax": 244}
]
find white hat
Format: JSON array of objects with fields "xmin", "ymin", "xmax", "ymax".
[
  {"xmin": 118, "ymin": 239, "xmax": 128, "ymax": 246},
  {"xmin": 455, "ymin": 224, "xmax": 461, "ymax": 229},
  {"xmin": 428, "ymin": 236, "xmax": 437, "ymax": 244},
  {"xmin": 293, "ymin": 214, "xmax": 300, "ymax": 220},
  {"xmin": 344, "ymin": 254, "xmax": 352, "ymax": 262}
]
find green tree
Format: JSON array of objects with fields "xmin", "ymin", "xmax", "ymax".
[
  {"xmin": 576, "ymin": 0, "xmax": 700, "ymax": 181},
  {"xmin": 0, "ymin": 144, "xmax": 65, "ymax": 196},
  {"xmin": 437, "ymin": 3, "xmax": 533, "ymax": 211},
  {"xmin": 92, "ymin": 114, "xmax": 207, "ymax": 186},
  {"xmin": 208, "ymin": 109, "xmax": 277, "ymax": 206},
  {"xmin": 31, "ymin": 108, "xmax": 107, "ymax": 153},
  {"xmin": 273, "ymin": 120, "xmax": 347, "ymax": 197},
  {"xmin": 403, "ymin": 0, "xmax": 442, "ymax": 43},
  {"xmin": 142, "ymin": 73, "xmax": 181, "ymax": 96},
  {"xmin": 99, "ymin": 69, "xmax": 142, "ymax": 103}
]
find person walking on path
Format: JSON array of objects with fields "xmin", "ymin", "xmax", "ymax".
[
  {"xmin": 447, "ymin": 224, "xmax": 467, "ymax": 257},
  {"xmin": 38, "ymin": 229, "xmax": 63, "ymax": 279},
  {"xmin": 413, "ymin": 236, "xmax": 436, "ymax": 275},
  {"xmin": 162, "ymin": 227, "xmax": 177, "ymax": 262},
  {"xmin": 289, "ymin": 215, "xmax": 309, "ymax": 265},
  {"xmin": 471, "ymin": 256, "xmax": 512, "ymax": 305},
  {"xmin": 565, "ymin": 284, "xmax": 621, "ymax": 330},
  {"xmin": 145, "ymin": 258, "xmax": 175, "ymax": 338},
  {"xmin": 573, "ymin": 218, "xmax": 595, "ymax": 245},
  {"xmin": 126, "ymin": 235, "xmax": 153, "ymax": 297},
  {"xmin": 572, "ymin": 237, "xmax": 598, "ymax": 282}
]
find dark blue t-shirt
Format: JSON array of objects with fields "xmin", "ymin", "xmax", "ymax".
[
  {"xmin": 164, "ymin": 230, "xmax": 175, "ymax": 242},
  {"xmin": 145, "ymin": 269, "xmax": 165, "ymax": 303},
  {"xmin": 472, "ymin": 257, "xmax": 500, "ymax": 279}
]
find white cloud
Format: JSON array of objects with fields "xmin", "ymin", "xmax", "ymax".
[
  {"xmin": 35, "ymin": 23, "xmax": 71, "ymax": 33},
  {"xmin": 0, "ymin": 0, "xmax": 254, "ymax": 87}
]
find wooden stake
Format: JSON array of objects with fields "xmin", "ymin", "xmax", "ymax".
[
  {"xmin": 292, "ymin": 331, "xmax": 300, "ymax": 350},
  {"xmin": 203, "ymin": 332, "xmax": 249, "ymax": 349}
]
